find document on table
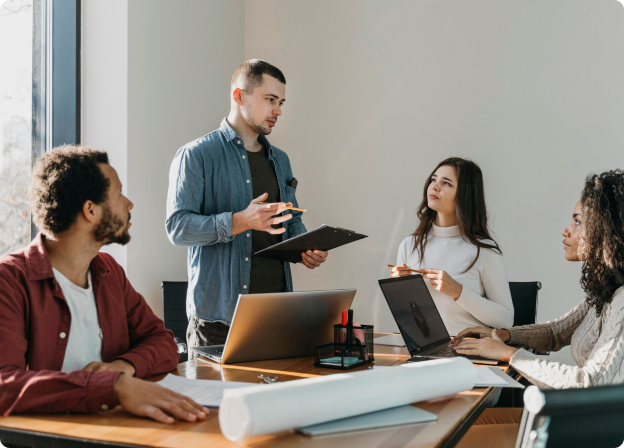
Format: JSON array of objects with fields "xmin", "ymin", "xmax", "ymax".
[
  {"xmin": 157, "ymin": 374, "xmax": 257, "ymax": 408},
  {"xmin": 475, "ymin": 367, "xmax": 524, "ymax": 388},
  {"xmin": 374, "ymin": 334, "xmax": 406, "ymax": 347}
]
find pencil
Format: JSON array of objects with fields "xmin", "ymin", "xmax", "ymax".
[
  {"xmin": 260, "ymin": 202, "xmax": 307, "ymax": 212},
  {"xmin": 387, "ymin": 264, "xmax": 421, "ymax": 273}
]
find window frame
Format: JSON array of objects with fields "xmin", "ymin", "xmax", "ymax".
[{"xmin": 31, "ymin": 0, "xmax": 81, "ymax": 238}]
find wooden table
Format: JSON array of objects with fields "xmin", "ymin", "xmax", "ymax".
[{"xmin": 0, "ymin": 341, "xmax": 504, "ymax": 448}]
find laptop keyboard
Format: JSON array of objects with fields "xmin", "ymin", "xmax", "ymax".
[{"xmin": 427, "ymin": 343, "xmax": 456, "ymax": 357}]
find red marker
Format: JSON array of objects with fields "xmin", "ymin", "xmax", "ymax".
[{"xmin": 340, "ymin": 311, "xmax": 348, "ymax": 344}]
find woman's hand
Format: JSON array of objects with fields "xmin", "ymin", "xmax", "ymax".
[
  {"xmin": 453, "ymin": 326, "xmax": 511, "ymax": 346},
  {"xmin": 416, "ymin": 268, "xmax": 463, "ymax": 300},
  {"xmin": 389, "ymin": 263, "xmax": 413, "ymax": 278},
  {"xmin": 453, "ymin": 336, "xmax": 518, "ymax": 363}
]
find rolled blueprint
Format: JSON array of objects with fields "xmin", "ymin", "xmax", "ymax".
[{"xmin": 219, "ymin": 357, "xmax": 476, "ymax": 441}]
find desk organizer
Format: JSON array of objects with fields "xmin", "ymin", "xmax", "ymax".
[
  {"xmin": 313, "ymin": 324, "xmax": 374, "ymax": 370},
  {"xmin": 314, "ymin": 342, "xmax": 370, "ymax": 370},
  {"xmin": 334, "ymin": 324, "xmax": 374, "ymax": 361}
]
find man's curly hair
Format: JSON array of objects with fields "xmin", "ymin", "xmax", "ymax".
[
  {"xmin": 579, "ymin": 169, "xmax": 624, "ymax": 316},
  {"xmin": 28, "ymin": 145, "xmax": 110, "ymax": 238}
]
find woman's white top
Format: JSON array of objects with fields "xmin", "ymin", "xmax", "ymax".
[
  {"xmin": 53, "ymin": 268, "xmax": 103, "ymax": 372},
  {"xmin": 396, "ymin": 224, "xmax": 514, "ymax": 335}
]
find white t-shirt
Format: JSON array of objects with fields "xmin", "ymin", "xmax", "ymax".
[
  {"xmin": 397, "ymin": 224, "xmax": 514, "ymax": 335},
  {"xmin": 53, "ymin": 268, "xmax": 103, "ymax": 372}
]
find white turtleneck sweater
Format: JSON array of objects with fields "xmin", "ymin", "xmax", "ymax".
[{"xmin": 396, "ymin": 224, "xmax": 514, "ymax": 335}]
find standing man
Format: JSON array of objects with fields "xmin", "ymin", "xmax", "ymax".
[{"xmin": 166, "ymin": 60, "xmax": 328, "ymax": 356}]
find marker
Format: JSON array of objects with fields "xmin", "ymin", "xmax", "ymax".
[
  {"xmin": 347, "ymin": 309, "xmax": 354, "ymax": 351},
  {"xmin": 340, "ymin": 311, "xmax": 347, "ymax": 343}
]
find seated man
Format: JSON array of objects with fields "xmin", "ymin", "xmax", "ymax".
[{"xmin": 0, "ymin": 145, "xmax": 208, "ymax": 424}]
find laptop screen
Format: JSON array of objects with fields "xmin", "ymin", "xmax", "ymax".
[{"xmin": 378, "ymin": 275, "xmax": 450, "ymax": 355}]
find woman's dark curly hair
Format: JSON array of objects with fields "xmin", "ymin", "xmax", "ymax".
[
  {"xmin": 579, "ymin": 169, "xmax": 624, "ymax": 316},
  {"xmin": 28, "ymin": 145, "xmax": 110, "ymax": 239}
]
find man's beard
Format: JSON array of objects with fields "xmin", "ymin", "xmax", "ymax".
[
  {"xmin": 247, "ymin": 116, "xmax": 272, "ymax": 135},
  {"xmin": 93, "ymin": 206, "xmax": 131, "ymax": 246}
]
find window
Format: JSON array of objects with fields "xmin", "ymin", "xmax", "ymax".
[
  {"xmin": 0, "ymin": 0, "xmax": 80, "ymax": 256},
  {"xmin": 0, "ymin": 0, "xmax": 33, "ymax": 255}
]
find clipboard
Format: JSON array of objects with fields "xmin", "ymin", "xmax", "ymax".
[{"xmin": 253, "ymin": 224, "xmax": 368, "ymax": 263}]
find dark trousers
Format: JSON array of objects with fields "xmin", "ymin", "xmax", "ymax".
[{"xmin": 186, "ymin": 315, "xmax": 230, "ymax": 361}]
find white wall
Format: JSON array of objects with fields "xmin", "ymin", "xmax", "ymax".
[
  {"xmin": 81, "ymin": 0, "xmax": 128, "ymax": 268},
  {"xmin": 245, "ymin": 0, "xmax": 624, "ymax": 364},
  {"xmin": 83, "ymin": 0, "xmax": 245, "ymax": 317}
]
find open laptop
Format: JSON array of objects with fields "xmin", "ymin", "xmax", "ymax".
[
  {"xmin": 190, "ymin": 289, "xmax": 356, "ymax": 364},
  {"xmin": 378, "ymin": 275, "xmax": 499, "ymax": 365}
]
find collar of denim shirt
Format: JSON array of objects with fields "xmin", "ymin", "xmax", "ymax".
[{"xmin": 219, "ymin": 118, "xmax": 275, "ymax": 159}]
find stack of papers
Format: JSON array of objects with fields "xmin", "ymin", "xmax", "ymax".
[
  {"xmin": 475, "ymin": 367, "xmax": 524, "ymax": 388},
  {"xmin": 157, "ymin": 374, "xmax": 256, "ymax": 408}
]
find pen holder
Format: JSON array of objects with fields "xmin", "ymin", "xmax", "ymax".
[
  {"xmin": 333, "ymin": 323, "xmax": 374, "ymax": 362},
  {"xmin": 314, "ymin": 342, "xmax": 371, "ymax": 370}
]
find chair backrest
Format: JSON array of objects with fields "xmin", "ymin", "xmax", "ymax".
[
  {"xmin": 161, "ymin": 281, "xmax": 189, "ymax": 341},
  {"xmin": 516, "ymin": 384, "xmax": 624, "ymax": 448},
  {"xmin": 509, "ymin": 282, "xmax": 541, "ymax": 327}
]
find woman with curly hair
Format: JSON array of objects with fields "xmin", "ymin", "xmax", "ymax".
[
  {"xmin": 454, "ymin": 169, "xmax": 624, "ymax": 387},
  {"xmin": 453, "ymin": 169, "xmax": 624, "ymax": 448}
]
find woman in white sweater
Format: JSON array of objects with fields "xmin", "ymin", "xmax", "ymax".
[
  {"xmin": 454, "ymin": 169, "xmax": 624, "ymax": 448},
  {"xmin": 391, "ymin": 157, "xmax": 514, "ymax": 335}
]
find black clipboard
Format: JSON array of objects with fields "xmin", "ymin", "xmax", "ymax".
[{"xmin": 253, "ymin": 224, "xmax": 368, "ymax": 263}]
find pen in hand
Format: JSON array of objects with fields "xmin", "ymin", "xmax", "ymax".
[
  {"xmin": 387, "ymin": 264, "xmax": 421, "ymax": 274},
  {"xmin": 259, "ymin": 202, "xmax": 307, "ymax": 212}
]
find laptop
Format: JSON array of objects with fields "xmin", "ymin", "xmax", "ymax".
[
  {"xmin": 190, "ymin": 289, "xmax": 356, "ymax": 364},
  {"xmin": 378, "ymin": 275, "xmax": 499, "ymax": 365}
]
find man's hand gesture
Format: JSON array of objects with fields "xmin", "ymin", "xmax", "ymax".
[{"xmin": 232, "ymin": 193, "xmax": 293, "ymax": 236}]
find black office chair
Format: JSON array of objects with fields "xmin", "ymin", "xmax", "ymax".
[
  {"xmin": 516, "ymin": 384, "xmax": 624, "ymax": 448},
  {"xmin": 161, "ymin": 281, "xmax": 190, "ymax": 363},
  {"xmin": 509, "ymin": 281, "xmax": 541, "ymax": 327},
  {"xmin": 498, "ymin": 281, "xmax": 543, "ymax": 408}
]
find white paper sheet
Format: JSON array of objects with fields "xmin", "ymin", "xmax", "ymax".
[
  {"xmin": 157, "ymin": 374, "xmax": 256, "ymax": 408},
  {"xmin": 219, "ymin": 357, "xmax": 476, "ymax": 441},
  {"xmin": 475, "ymin": 367, "xmax": 524, "ymax": 388},
  {"xmin": 374, "ymin": 333, "xmax": 406, "ymax": 346}
]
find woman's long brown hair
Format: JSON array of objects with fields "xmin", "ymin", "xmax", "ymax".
[{"xmin": 411, "ymin": 157, "xmax": 501, "ymax": 273}]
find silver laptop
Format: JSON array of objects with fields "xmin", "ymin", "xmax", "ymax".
[
  {"xmin": 191, "ymin": 289, "xmax": 356, "ymax": 364},
  {"xmin": 378, "ymin": 275, "xmax": 499, "ymax": 365}
]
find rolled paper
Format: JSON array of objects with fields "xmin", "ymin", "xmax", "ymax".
[{"xmin": 219, "ymin": 357, "xmax": 476, "ymax": 441}]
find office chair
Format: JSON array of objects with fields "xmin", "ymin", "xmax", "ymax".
[
  {"xmin": 509, "ymin": 282, "xmax": 541, "ymax": 327},
  {"xmin": 161, "ymin": 281, "xmax": 190, "ymax": 363},
  {"xmin": 516, "ymin": 384, "xmax": 624, "ymax": 448},
  {"xmin": 498, "ymin": 281, "xmax": 543, "ymax": 408}
]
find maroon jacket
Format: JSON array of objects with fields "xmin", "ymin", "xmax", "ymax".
[{"xmin": 0, "ymin": 235, "xmax": 179, "ymax": 416}]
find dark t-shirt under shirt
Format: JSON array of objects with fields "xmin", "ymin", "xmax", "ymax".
[{"xmin": 247, "ymin": 145, "xmax": 286, "ymax": 294}]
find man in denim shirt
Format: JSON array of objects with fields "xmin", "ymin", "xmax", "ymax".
[{"xmin": 166, "ymin": 60, "xmax": 328, "ymax": 356}]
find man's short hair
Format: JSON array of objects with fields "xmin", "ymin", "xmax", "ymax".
[
  {"xmin": 231, "ymin": 59, "xmax": 286, "ymax": 93},
  {"xmin": 29, "ymin": 145, "xmax": 110, "ymax": 238}
]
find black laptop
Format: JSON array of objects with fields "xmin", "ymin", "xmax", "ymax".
[{"xmin": 378, "ymin": 275, "xmax": 499, "ymax": 365}]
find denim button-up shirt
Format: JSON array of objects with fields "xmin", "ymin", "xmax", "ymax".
[{"xmin": 166, "ymin": 118, "xmax": 306, "ymax": 324}]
